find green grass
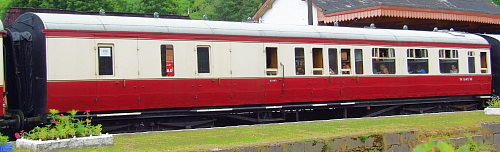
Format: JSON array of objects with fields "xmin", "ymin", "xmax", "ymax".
[{"xmin": 13, "ymin": 111, "xmax": 500, "ymax": 152}]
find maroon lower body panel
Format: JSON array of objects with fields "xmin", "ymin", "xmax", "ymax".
[{"xmin": 47, "ymin": 75, "xmax": 491, "ymax": 113}]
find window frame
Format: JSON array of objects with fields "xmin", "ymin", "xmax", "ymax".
[
  {"xmin": 97, "ymin": 44, "xmax": 115, "ymax": 77},
  {"xmin": 328, "ymin": 48, "xmax": 338, "ymax": 75},
  {"xmin": 161, "ymin": 44, "xmax": 175, "ymax": 77},
  {"xmin": 438, "ymin": 49, "xmax": 459, "ymax": 74},
  {"xmin": 265, "ymin": 47, "xmax": 279, "ymax": 76},
  {"xmin": 312, "ymin": 48, "xmax": 324, "ymax": 75},
  {"xmin": 407, "ymin": 49, "xmax": 429, "ymax": 74},
  {"xmin": 295, "ymin": 47, "xmax": 305, "ymax": 75},
  {"xmin": 372, "ymin": 48, "xmax": 396, "ymax": 74},
  {"xmin": 196, "ymin": 45, "xmax": 212, "ymax": 75}
]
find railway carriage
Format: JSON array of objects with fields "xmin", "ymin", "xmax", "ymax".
[{"xmin": 1, "ymin": 12, "xmax": 495, "ymax": 131}]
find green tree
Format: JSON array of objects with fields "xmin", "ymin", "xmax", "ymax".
[{"xmin": 494, "ymin": 0, "xmax": 499, "ymax": 5}]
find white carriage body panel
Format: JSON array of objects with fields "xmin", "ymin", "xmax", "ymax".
[
  {"xmin": 46, "ymin": 38, "xmax": 96, "ymax": 80},
  {"xmin": 229, "ymin": 42, "xmax": 265, "ymax": 78}
]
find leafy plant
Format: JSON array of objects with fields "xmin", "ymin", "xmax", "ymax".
[
  {"xmin": 0, "ymin": 133, "xmax": 9, "ymax": 145},
  {"xmin": 412, "ymin": 139, "xmax": 470, "ymax": 152},
  {"xmin": 486, "ymin": 96, "xmax": 500, "ymax": 108},
  {"xmin": 17, "ymin": 109, "xmax": 103, "ymax": 141}
]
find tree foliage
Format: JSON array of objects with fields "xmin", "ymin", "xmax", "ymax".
[{"xmin": 1, "ymin": 0, "xmax": 262, "ymax": 21}]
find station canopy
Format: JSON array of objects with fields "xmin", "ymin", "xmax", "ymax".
[{"xmin": 314, "ymin": 0, "xmax": 500, "ymax": 33}]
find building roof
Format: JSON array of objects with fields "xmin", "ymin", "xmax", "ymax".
[
  {"xmin": 315, "ymin": 0, "xmax": 500, "ymax": 15},
  {"xmin": 31, "ymin": 13, "xmax": 488, "ymax": 47}
]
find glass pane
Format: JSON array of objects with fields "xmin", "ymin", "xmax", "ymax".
[
  {"xmin": 197, "ymin": 47, "xmax": 210, "ymax": 73},
  {"xmin": 407, "ymin": 59, "xmax": 428, "ymax": 74},
  {"xmin": 468, "ymin": 57, "xmax": 475, "ymax": 73},
  {"xmin": 372, "ymin": 59, "xmax": 395, "ymax": 74},
  {"xmin": 295, "ymin": 48, "xmax": 305, "ymax": 75},
  {"xmin": 328, "ymin": 48, "xmax": 338, "ymax": 75},
  {"xmin": 439, "ymin": 59, "xmax": 459, "ymax": 73},
  {"xmin": 355, "ymin": 49, "xmax": 363, "ymax": 74},
  {"xmin": 98, "ymin": 47, "xmax": 113, "ymax": 75},
  {"xmin": 341, "ymin": 49, "xmax": 351, "ymax": 74}
]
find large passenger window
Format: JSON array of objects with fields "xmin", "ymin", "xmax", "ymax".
[
  {"xmin": 197, "ymin": 46, "xmax": 210, "ymax": 73},
  {"xmin": 407, "ymin": 49, "xmax": 428, "ymax": 74},
  {"xmin": 340, "ymin": 49, "xmax": 351, "ymax": 74},
  {"xmin": 98, "ymin": 46, "xmax": 113, "ymax": 75},
  {"xmin": 354, "ymin": 49, "xmax": 363, "ymax": 74},
  {"xmin": 161, "ymin": 45, "xmax": 174, "ymax": 76},
  {"xmin": 312, "ymin": 48, "xmax": 323, "ymax": 75},
  {"xmin": 295, "ymin": 48, "xmax": 305, "ymax": 75},
  {"xmin": 439, "ymin": 49, "xmax": 458, "ymax": 74},
  {"xmin": 266, "ymin": 47, "xmax": 278, "ymax": 76},
  {"xmin": 372, "ymin": 48, "xmax": 395, "ymax": 74},
  {"xmin": 468, "ymin": 51, "xmax": 475, "ymax": 73},
  {"xmin": 328, "ymin": 48, "xmax": 338, "ymax": 75}
]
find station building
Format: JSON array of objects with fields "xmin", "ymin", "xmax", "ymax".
[{"xmin": 253, "ymin": 0, "xmax": 500, "ymax": 34}]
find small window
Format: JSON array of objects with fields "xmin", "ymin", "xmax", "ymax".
[
  {"xmin": 468, "ymin": 51, "xmax": 475, "ymax": 73},
  {"xmin": 98, "ymin": 46, "xmax": 113, "ymax": 75},
  {"xmin": 354, "ymin": 49, "xmax": 363, "ymax": 74},
  {"xmin": 372, "ymin": 48, "xmax": 395, "ymax": 74},
  {"xmin": 266, "ymin": 47, "xmax": 278, "ymax": 76},
  {"xmin": 197, "ymin": 46, "xmax": 210, "ymax": 73},
  {"xmin": 328, "ymin": 48, "xmax": 338, "ymax": 75},
  {"xmin": 295, "ymin": 48, "xmax": 305, "ymax": 75},
  {"xmin": 407, "ymin": 49, "xmax": 428, "ymax": 74},
  {"xmin": 439, "ymin": 49, "xmax": 458, "ymax": 73},
  {"xmin": 340, "ymin": 49, "xmax": 351, "ymax": 74},
  {"xmin": 481, "ymin": 52, "xmax": 488, "ymax": 73},
  {"xmin": 161, "ymin": 45, "xmax": 174, "ymax": 76},
  {"xmin": 312, "ymin": 48, "xmax": 324, "ymax": 75}
]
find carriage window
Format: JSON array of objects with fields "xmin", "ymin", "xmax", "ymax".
[
  {"xmin": 340, "ymin": 49, "xmax": 351, "ymax": 74},
  {"xmin": 372, "ymin": 48, "xmax": 395, "ymax": 74},
  {"xmin": 354, "ymin": 49, "xmax": 363, "ymax": 74},
  {"xmin": 468, "ymin": 51, "xmax": 475, "ymax": 73},
  {"xmin": 197, "ymin": 46, "xmax": 210, "ymax": 73},
  {"xmin": 439, "ymin": 49, "xmax": 458, "ymax": 73},
  {"xmin": 407, "ymin": 49, "xmax": 428, "ymax": 74},
  {"xmin": 295, "ymin": 48, "xmax": 305, "ymax": 75},
  {"xmin": 98, "ymin": 46, "xmax": 113, "ymax": 75},
  {"xmin": 266, "ymin": 47, "xmax": 278, "ymax": 76},
  {"xmin": 161, "ymin": 45, "xmax": 174, "ymax": 76},
  {"xmin": 328, "ymin": 49, "xmax": 338, "ymax": 75},
  {"xmin": 481, "ymin": 52, "xmax": 488, "ymax": 73},
  {"xmin": 313, "ymin": 48, "xmax": 323, "ymax": 75}
]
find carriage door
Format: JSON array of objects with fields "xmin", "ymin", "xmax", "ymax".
[
  {"xmin": 263, "ymin": 46, "xmax": 283, "ymax": 104},
  {"xmin": 229, "ymin": 43, "xmax": 265, "ymax": 105},
  {"xmin": 95, "ymin": 40, "xmax": 141, "ymax": 111}
]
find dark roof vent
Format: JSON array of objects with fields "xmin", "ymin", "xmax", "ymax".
[
  {"xmin": 99, "ymin": 9, "xmax": 105, "ymax": 16},
  {"xmin": 403, "ymin": 25, "xmax": 408, "ymax": 30},
  {"xmin": 334, "ymin": 21, "xmax": 339, "ymax": 26}
]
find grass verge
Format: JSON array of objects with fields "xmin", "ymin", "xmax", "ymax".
[{"xmin": 13, "ymin": 111, "xmax": 500, "ymax": 152}]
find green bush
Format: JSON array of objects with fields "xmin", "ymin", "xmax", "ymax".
[
  {"xmin": 487, "ymin": 97, "xmax": 500, "ymax": 108},
  {"xmin": 17, "ymin": 109, "xmax": 103, "ymax": 141},
  {"xmin": 0, "ymin": 133, "xmax": 9, "ymax": 145}
]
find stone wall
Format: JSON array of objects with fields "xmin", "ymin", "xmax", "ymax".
[{"xmin": 211, "ymin": 122, "xmax": 500, "ymax": 152}]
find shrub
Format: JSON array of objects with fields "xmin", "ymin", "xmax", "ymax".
[
  {"xmin": 0, "ymin": 133, "xmax": 9, "ymax": 145},
  {"xmin": 17, "ymin": 109, "xmax": 103, "ymax": 141},
  {"xmin": 487, "ymin": 96, "xmax": 500, "ymax": 108}
]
